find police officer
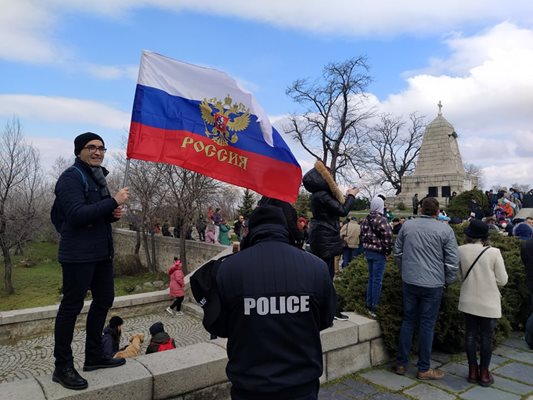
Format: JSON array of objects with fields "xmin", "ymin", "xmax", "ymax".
[{"xmin": 212, "ymin": 205, "xmax": 336, "ymax": 400}]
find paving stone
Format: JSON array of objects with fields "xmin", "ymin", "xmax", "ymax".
[
  {"xmin": 360, "ymin": 369, "xmax": 416, "ymax": 391},
  {"xmin": 487, "ymin": 354, "xmax": 509, "ymax": 368},
  {"xmin": 425, "ymin": 371, "xmax": 473, "ymax": 392},
  {"xmin": 491, "ymin": 374, "xmax": 533, "ymax": 395},
  {"xmin": 340, "ymin": 378, "xmax": 378, "ymax": 396},
  {"xmin": 440, "ymin": 362, "xmax": 468, "ymax": 377},
  {"xmin": 431, "ymin": 352, "xmax": 452, "ymax": 364},
  {"xmin": 459, "ymin": 385, "xmax": 521, "ymax": 400},
  {"xmin": 404, "ymin": 383, "xmax": 455, "ymax": 400},
  {"xmin": 370, "ymin": 392, "xmax": 411, "ymax": 400},
  {"xmin": 318, "ymin": 386, "xmax": 356, "ymax": 399},
  {"xmin": 493, "ymin": 362, "xmax": 533, "ymax": 385},
  {"xmin": 493, "ymin": 346, "xmax": 533, "ymax": 364},
  {"xmin": 501, "ymin": 338, "xmax": 531, "ymax": 351},
  {"xmin": 0, "ymin": 306, "xmax": 210, "ymax": 384}
]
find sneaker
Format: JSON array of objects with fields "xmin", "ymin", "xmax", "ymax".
[
  {"xmin": 175, "ymin": 311, "xmax": 184, "ymax": 316},
  {"xmin": 52, "ymin": 366, "xmax": 88, "ymax": 390},
  {"xmin": 417, "ymin": 368, "xmax": 445, "ymax": 380},
  {"xmin": 166, "ymin": 307, "xmax": 174, "ymax": 315},
  {"xmin": 334, "ymin": 312, "xmax": 349, "ymax": 321},
  {"xmin": 367, "ymin": 310, "xmax": 377, "ymax": 318}
]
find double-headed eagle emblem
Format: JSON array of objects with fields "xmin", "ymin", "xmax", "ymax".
[{"xmin": 200, "ymin": 95, "xmax": 250, "ymax": 146}]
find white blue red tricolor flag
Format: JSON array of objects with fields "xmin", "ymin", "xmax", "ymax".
[{"xmin": 127, "ymin": 50, "xmax": 302, "ymax": 202}]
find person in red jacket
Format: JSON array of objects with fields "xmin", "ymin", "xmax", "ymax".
[{"xmin": 166, "ymin": 258, "xmax": 185, "ymax": 316}]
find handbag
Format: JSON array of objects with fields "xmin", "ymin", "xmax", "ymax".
[{"xmin": 463, "ymin": 246, "xmax": 491, "ymax": 281}]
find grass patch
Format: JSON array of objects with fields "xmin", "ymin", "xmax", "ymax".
[{"xmin": 0, "ymin": 241, "xmax": 168, "ymax": 311}]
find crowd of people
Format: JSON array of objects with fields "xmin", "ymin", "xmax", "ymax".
[{"xmin": 49, "ymin": 131, "xmax": 531, "ymax": 398}]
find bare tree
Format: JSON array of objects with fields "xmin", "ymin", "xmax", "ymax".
[
  {"xmin": 121, "ymin": 159, "xmax": 168, "ymax": 272},
  {"xmin": 164, "ymin": 167, "xmax": 220, "ymax": 275},
  {"xmin": 50, "ymin": 155, "xmax": 72, "ymax": 180},
  {"xmin": 464, "ymin": 163, "xmax": 485, "ymax": 189},
  {"xmin": 0, "ymin": 118, "xmax": 43, "ymax": 294},
  {"xmin": 216, "ymin": 186, "xmax": 242, "ymax": 220},
  {"xmin": 285, "ymin": 57, "xmax": 375, "ymax": 181},
  {"xmin": 509, "ymin": 183, "xmax": 529, "ymax": 194},
  {"xmin": 357, "ymin": 168, "xmax": 396, "ymax": 201},
  {"xmin": 364, "ymin": 113, "xmax": 425, "ymax": 195}
]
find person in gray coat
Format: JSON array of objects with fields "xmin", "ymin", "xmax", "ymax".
[{"xmin": 393, "ymin": 197, "xmax": 459, "ymax": 380}]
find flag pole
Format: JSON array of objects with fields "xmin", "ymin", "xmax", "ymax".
[{"xmin": 122, "ymin": 158, "xmax": 131, "ymax": 188}]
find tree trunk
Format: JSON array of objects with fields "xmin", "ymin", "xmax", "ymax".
[
  {"xmin": 134, "ymin": 228, "xmax": 141, "ymax": 255},
  {"xmin": 1, "ymin": 244, "xmax": 14, "ymax": 294},
  {"xmin": 150, "ymin": 231, "xmax": 157, "ymax": 272},
  {"xmin": 179, "ymin": 229, "xmax": 188, "ymax": 276},
  {"xmin": 14, "ymin": 243, "xmax": 23, "ymax": 255},
  {"xmin": 141, "ymin": 227, "xmax": 153, "ymax": 272}
]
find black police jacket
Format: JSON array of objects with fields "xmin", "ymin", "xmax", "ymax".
[{"xmin": 215, "ymin": 223, "xmax": 336, "ymax": 395}]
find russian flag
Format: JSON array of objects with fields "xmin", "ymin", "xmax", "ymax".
[{"xmin": 127, "ymin": 50, "xmax": 302, "ymax": 203}]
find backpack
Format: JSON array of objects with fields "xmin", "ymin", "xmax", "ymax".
[
  {"xmin": 50, "ymin": 166, "xmax": 89, "ymax": 233},
  {"xmin": 153, "ymin": 337, "xmax": 175, "ymax": 352}
]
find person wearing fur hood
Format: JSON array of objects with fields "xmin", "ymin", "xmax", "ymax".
[{"xmin": 303, "ymin": 160, "xmax": 359, "ymax": 319}]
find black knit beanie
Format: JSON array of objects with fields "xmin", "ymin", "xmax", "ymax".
[
  {"xmin": 149, "ymin": 322, "xmax": 164, "ymax": 336},
  {"xmin": 74, "ymin": 132, "xmax": 105, "ymax": 156}
]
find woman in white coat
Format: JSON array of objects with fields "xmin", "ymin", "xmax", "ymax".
[{"xmin": 458, "ymin": 219, "xmax": 508, "ymax": 387}]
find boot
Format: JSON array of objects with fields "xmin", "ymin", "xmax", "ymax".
[
  {"xmin": 479, "ymin": 367, "xmax": 494, "ymax": 387},
  {"xmin": 467, "ymin": 364, "xmax": 479, "ymax": 383}
]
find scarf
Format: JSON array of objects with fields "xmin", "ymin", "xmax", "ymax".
[{"xmin": 90, "ymin": 166, "xmax": 110, "ymax": 197}]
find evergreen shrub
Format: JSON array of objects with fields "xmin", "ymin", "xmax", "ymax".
[
  {"xmin": 335, "ymin": 227, "xmax": 528, "ymax": 355},
  {"xmin": 447, "ymin": 189, "xmax": 490, "ymax": 219}
]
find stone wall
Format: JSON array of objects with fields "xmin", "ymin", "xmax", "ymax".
[
  {"xmin": 0, "ymin": 308, "xmax": 387, "ymax": 400},
  {"xmin": 0, "ymin": 245, "xmax": 234, "ymax": 345},
  {"xmin": 113, "ymin": 228, "xmax": 226, "ymax": 273}
]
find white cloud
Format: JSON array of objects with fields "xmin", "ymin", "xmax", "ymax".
[
  {"xmin": 376, "ymin": 22, "xmax": 533, "ymax": 189},
  {"xmin": 0, "ymin": 0, "xmax": 65, "ymax": 63},
  {"xmin": 46, "ymin": 0, "xmax": 533, "ymax": 36},
  {"xmin": 5, "ymin": 1, "xmax": 533, "ymax": 67},
  {"xmin": 82, "ymin": 63, "xmax": 139, "ymax": 80},
  {"xmin": 0, "ymin": 95, "xmax": 130, "ymax": 131}
]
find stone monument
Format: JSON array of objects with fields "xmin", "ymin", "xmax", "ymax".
[{"xmin": 398, "ymin": 102, "xmax": 478, "ymax": 208}]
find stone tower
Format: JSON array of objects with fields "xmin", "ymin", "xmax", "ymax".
[{"xmin": 398, "ymin": 102, "xmax": 477, "ymax": 208}]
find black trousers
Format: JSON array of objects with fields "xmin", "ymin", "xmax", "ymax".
[
  {"xmin": 170, "ymin": 296, "xmax": 184, "ymax": 311},
  {"xmin": 54, "ymin": 259, "xmax": 115, "ymax": 368},
  {"xmin": 464, "ymin": 312, "xmax": 496, "ymax": 369}
]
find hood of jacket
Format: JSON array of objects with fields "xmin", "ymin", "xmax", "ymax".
[
  {"xmin": 370, "ymin": 197, "xmax": 384, "ymax": 213},
  {"xmin": 151, "ymin": 331, "xmax": 171, "ymax": 344},
  {"xmin": 302, "ymin": 160, "xmax": 345, "ymax": 204}
]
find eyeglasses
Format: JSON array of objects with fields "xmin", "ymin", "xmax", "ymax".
[{"xmin": 83, "ymin": 145, "xmax": 107, "ymax": 153}]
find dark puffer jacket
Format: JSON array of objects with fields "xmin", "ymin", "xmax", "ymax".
[
  {"xmin": 101, "ymin": 325, "xmax": 120, "ymax": 359},
  {"xmin": 53, "ymin": 158, "xmax": 118, "ymax": 263},
  {"xmin": 302, "ymin": 161, "xmax": 356, "ymax": 259}
]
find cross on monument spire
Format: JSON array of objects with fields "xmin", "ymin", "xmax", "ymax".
[{"xmin": 438, "ymin": 100, "xmax": 443, "ymax": 115}]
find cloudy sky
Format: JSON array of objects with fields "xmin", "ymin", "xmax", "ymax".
[{"xmin": 1, "ymin": 0, "xmax": 533, "ymax": 190}]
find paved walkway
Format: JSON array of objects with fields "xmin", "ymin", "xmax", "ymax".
[
  {"xmin": 1, "ymin": 307, "xmax": 532, "ymax": 399},
  {"xmin": 320, "ymin": 332, "xmax": 533, "ymax": 400},
  {"xmin": 0, "ymin": 306, "xmax": 210, "ymax": 383}
]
